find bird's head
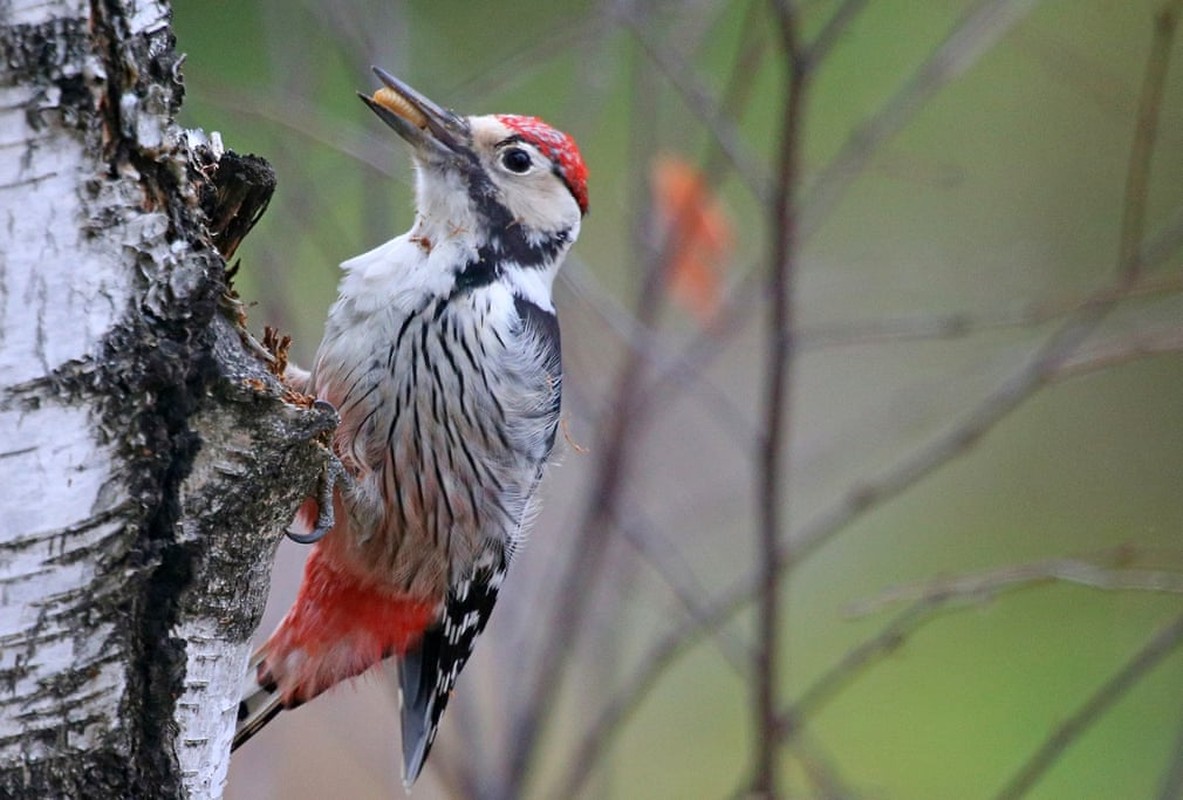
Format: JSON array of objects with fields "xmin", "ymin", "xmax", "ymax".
[{"xmin": 360, "ymin": 68, "xmax": 587, "ymax": 272}]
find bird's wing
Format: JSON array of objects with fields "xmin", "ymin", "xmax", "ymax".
[
  {"xmin": 398, "ymin": 548, "xmax": 506, "ymax": 787},
  {"xmin": 512, "ymin": 293, "xmax": 562, "ymax": 458}
]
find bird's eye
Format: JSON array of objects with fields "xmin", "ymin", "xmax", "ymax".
[{"xmin": 501, "ymin": 148, "xmax": 533, "ymax": 174}]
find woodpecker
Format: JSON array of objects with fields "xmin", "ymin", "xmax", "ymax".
[{"xmin": 233, "ymin": 68, "xmax": 587, "ymax": 787}]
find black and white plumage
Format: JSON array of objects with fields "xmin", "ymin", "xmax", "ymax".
[
  {"xmin": 398, "ymin": 547, "xmax": 506, "ymax": 783},
  {"xmin": 232, "ymin": 69, "xmax": 587, "ymax": 787}
]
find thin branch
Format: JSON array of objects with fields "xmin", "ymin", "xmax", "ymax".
[
  {"xmin": 789, "ymin": 728, "xmax": 861, "ymax": 800},
  {"xmin": 798, "ymin": 271, "xmax": 1183, "ymax": 351},
  {"xmin": 800, "ymin": 0, "xmax": 1042, "ymax": 240},
  {"xmin": 1118, "ymin": 3, "xmax": 1182, "ymax": 280},
  {"xmin": 1052, "ymin": 325, "xmax": 1183, "ymax": 382},
  {"xmin": 1158, "ymin": 701, "xmax": 1183, "ymax": 800},
  {"xmin": 559, "ymin": 254, "xmax": 758, "ymax": 444},
  {"xmin": 993, "ymin": 611, "xmax": 1183, "ymax": 800},
  {"xmin": 846, "ymin": 551, "xmax": 1183, "ymax": 618},
  {"xmin": 807, "ymin": 0, "xmax": 869, "ymax": 67},
  {"xmin": 726, "ymin": 727, "xmax": 863, "ymax": 800},
  {"xmin": 546, "ymin": 604, "xmax": 730, "ymax": 800},
  {"xmin": 643, "ymin": 273, "xmax": 763, "ymax": 415},
  {"xmin": 197, "ymin": 85, "xmax": 400, "ymax": 180},
  {"xmin": 778, "ymin": 556, "xmax": 1173, "ymax": 740},
  {"xmin": 548, "ymin": 512, "xmax": 752, "ymax": 800},
  {"xmin": 789, "ymin": 301, "xmax": 1112, "ymax": 568},
  {"xmin": 1141, "ymin": 204, "xmax": 1183, "ymax": 268},
  {"xmin": 752, "ymin": 2, "xmax": 808, "ymax": 795},
  {"xmin": 775, "ymin": 568, "xmax": 1183, "ymax": 750},
  {"xmin": 666, "ymin": 0, "xmax": 737, "ymax": 60},
  {"xmin": 625, "ymin": 2, "xmax": 771, "ymax": 202},
  {"xmin": 778, "ymin": 599, "xmax": 938, "ymax": 740},
  {"xmin": 450, "ymin": 10, "xmax": 612, "ymax": 101},
  {"xmin": 614, "ymin": 510, "xmax": 752, "ymax": 674}
]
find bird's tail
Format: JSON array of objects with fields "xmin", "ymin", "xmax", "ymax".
[
  {"xmin": 233, "ymin": 651, "xmax": 285, "ymax": 751},
  {"xmin": 398, "ymin": 633, "xmax": 446, "ymax": 788}
]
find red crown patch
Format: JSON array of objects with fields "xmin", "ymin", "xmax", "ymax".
[{"xmin": 497, "ymin": 114, "xmax": 589, "ymax": 215}]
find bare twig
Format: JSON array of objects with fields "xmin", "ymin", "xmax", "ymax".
[
  {"xmin": 1158, "ymin": 702, "xmax": 1183, "ymax": 800},
  {"xmin": 652, "ymin": 284, "xmax": 761, "ymax": 385},
  {"xmin": 1141, "ymin": 203, "xmax": 1183, "ymax": 267},
  {"xmin": 451, "ymin": 10, "xmax": 612, "ymax": 101},
  {"xmin": 625, "ymin": 3, "xmax": 771, "ymax": 202},
  {"xmin": 800, "ymin": 0, "xmax": 1042, "ymax": 240},
  {"xmin": 798, "ymin": 271, "xmax": 1183, "ymax": 350},
  {"xmin": 559, "ymin": 254, "xmax": 758, "ymax": 444},
  {"xmin": 993, "ymin": 611, "xmax": 1183, "ymax": 800},
  {"xmin": 778, "ymin": 600, "xmax": 939, "ymax": 741},
  {"xmin": 807, "ymin": 0, "xmax": 869, "ymax": 67},
  {"xmin": 790, "ymin": 729, "xmax": 861, "ymax": 800},
  {"xmin": 549, "ymin": 511, "xmax": 752, "ymax": 799},
  {"xmin": 615, "ymin": 509, "xmax": 752, "ymax": 673},
  {"xmin": 1118, "ymin": 3, "xmax": 1182, "ymax": 280},
  {"xmin": 198, "ymin": 85, "xmax": 400, "ymax": 179},
  {"xmin": 724, "ymin": 728, "xmax": 861, "ymax": 800},
  {"xmin": 1053, "ymin": 325, "xmax": 1183, "ymax": 382},
  {"xmin": 787, "ymin": 300, "xmax": 1113, "ymax": 568},
  {"xmin": 551, "ymin": 581, "xmax": 752, "ymax": 799},
  {"xmin": 751, "ymin": 2, "xmax": 809, "ymax": 795},
  {"xmin": 846, "ymin": 551, "xmax": 1183, "ymax": 617}
]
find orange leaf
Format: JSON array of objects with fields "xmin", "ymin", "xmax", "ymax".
[{"xmin": 651, "ymin": 154, "xmax": 735, "ymax": 324}]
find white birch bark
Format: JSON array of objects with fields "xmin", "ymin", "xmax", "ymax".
[{"xmin": 0, "ymin": 1, "xmax": 330, "ymax": 797}]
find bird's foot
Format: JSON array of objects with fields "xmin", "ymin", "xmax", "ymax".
[{"xmin": 286, "ymin": 411, "xmax": 354, "ymax": 544}]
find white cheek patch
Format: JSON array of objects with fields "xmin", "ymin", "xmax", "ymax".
[
  {"xmin": 468, "ymin": 117, "xmax": 583, "ymax": 235},
  {"xmin": 499, "ymin": 175, "xmax": 581, "ymax": 235}
]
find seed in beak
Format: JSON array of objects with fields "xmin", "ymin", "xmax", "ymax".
[{"xmin": 372, "ymin": 87, "xmax": 428, "ymax": 129}]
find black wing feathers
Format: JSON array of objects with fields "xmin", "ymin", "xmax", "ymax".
[{"xmin": 398, "ymin": 553, "xmax": 507, "ymax": 786}]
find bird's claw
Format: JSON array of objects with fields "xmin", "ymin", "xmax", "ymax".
[{"xmin": 285, "ymin": 452, "xmax": 351, "ymax": 544}]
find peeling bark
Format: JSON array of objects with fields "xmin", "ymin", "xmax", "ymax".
[{"xmin": 0, "ymin": 2, "xmax": 327, "ymax": 798}]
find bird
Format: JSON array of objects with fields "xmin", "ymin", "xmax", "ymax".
[{"xmin": 232, "ymin": 67, "xmax": 588, "ymax": 787}]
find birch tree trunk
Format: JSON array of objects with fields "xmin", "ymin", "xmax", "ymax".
[{"xmin": 0, "ymin": 2, "xmax": 327, "ymax": 797}]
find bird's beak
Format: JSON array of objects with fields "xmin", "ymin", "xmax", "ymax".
[{"xmin": 359, "ymin": 67, "xmax": 466, "ymax": 157}]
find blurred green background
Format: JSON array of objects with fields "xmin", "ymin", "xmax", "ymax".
[{"xmin": 173, "ymin": 1, "xmax": 1183, "ymax": 798}]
